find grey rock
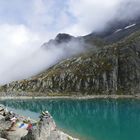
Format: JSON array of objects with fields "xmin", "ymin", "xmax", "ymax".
[
  {"xmin": 0, "ymin": 29, "xmax": 140, "ymax": 96},
  {"xmin": 21, "ymin": 114, "xmax": 78, "ymax": 140},
  {"xmin": 0, "ymin": 138, "xmax": 7, "ymax": 140}
]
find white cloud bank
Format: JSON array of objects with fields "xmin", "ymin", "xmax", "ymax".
[
  {"xmin": 64, "ymin": 0, "xmax": 140, "ymax": 35},
  {"xmin": 0, "ymin": 0, "xmax": 140, "ymax": 85},
  {"xmin": 0, "ymin": 24, "xmax": 85, "ymax": 85}
]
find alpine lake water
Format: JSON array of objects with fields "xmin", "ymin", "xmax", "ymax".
[{"xmin": 0, "ymin": 98, "xmax": 140, "ymax": 140}]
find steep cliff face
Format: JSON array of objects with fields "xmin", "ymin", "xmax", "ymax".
[{"xmin": 0, "ymin": 31, "xmax": 140, "ymax": 95}]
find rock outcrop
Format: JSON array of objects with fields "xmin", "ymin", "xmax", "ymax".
[
  {"xmin": 0, "ymin": 30, "xmax": 140, "ymax": 95},
  {"xmin": 0, "ymin": 106, "xmax": 78, "ymax": 140},
  {"xmin": 21, "ymin": 116, "xmax": 77, "ymax": 140},
  {"xmin": 1, "ymin": 16, "xmax": 140, "ymax": 96}
]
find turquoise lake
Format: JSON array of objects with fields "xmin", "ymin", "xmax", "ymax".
[{"xmin": 0, "ymin": 98, "xmax": 140, "ymax": 140}]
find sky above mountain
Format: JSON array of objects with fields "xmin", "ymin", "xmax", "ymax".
[
  {"xmin": 0, "ymin": 0, "xmax": 140, "ymax": 39},
  {"xmin": 0, "ymin": 0, "xmax": 140, "ymax": 45},
  {"xmin": 0, "ymin": 0, "xmax": 140, "ymax": 84}
]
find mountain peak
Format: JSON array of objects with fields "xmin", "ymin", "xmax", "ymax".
[
  {"xmin": 42, "ymin": 33, "xmax": 75, "ymax": 49},
  {"xmin": 55, "ymin": 33, "xmax": 74, "ymax": 44}
]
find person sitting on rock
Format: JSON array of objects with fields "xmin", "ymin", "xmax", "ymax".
[
  {"xmin": 6, "ymin": 116, "xmax": 17, "ymax": 131},
  {"xmin": 39, "ymin": 111, "xmax": 45, "ymax": 120},
  {"xmin": 0, "ymin": 107, "xmax": 4, "ymax": 114},
  {"xmin": 26, "ymin": 120, "xmax": 33, "ymax": 132},
  {"xmin": 40, "ymin": 111, "xmax": 51, "ymax": 120},
  {"xmin": 3, "ymin": 108, "xmax": 8, "ymax": 116},
  {"xmin": 5, "ymin": 111, "xmax": 15, "ymax": 121}
]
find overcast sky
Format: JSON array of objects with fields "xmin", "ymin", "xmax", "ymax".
[
  {"xmin": 0, "ymin": 0, "xmax": 140, "ymax": 42},
  {"xmin": 0, "ymin": 0, "xmax": 140, "ymax": 84}
]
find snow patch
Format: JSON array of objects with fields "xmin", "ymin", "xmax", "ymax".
[
  {"xmin": 114, "ymin": 29, "xmax": 122, "ymax": 33},
  {"xmin": 124, "ymin": 24, "xmax": 136, "ymax": 29}
]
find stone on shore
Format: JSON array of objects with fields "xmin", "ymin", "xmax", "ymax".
[
  {"xmin": 0, "ymin": 106, "xmax": 79, "ymax": 140},
  {"xmin": 7, "ymin": 128, "xmax": 27, "ymax": 140},
  {"xmin": 21, "ymin": 115, "xmax": 78, "ymax": 140}
]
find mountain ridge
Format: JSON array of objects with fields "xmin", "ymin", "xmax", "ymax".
[{"xmin": 0, "ymin": 27, "xmax": 140, "ymax": 95}]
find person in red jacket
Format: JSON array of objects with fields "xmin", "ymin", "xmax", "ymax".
[{"xmin": 27, "ymin": 120, "xmax": 33, "ymax": 131}]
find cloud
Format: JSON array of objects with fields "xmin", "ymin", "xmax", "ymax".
[
  {"xmin": 0, "ymin": 0, "xmax": 140, "ymax": 36},
  {"xmin": 0, "ymin": 0, "xmax": 140, "ymax": 85},
  {"xmin": 0, "ymin": 24, "xmax": 40, "ymax": 83},
  {"xmin": 0, "ymin": 23, "xmax": 86, "ymax": 85},
  {"xmin": 116, "ymin": 0, "xmax": 140, "ymax": 21},
  {"xmin": 64, "ymin": 0, "xmax": 118, "ymax": 35},
  {"xmin": 63, "ymin": 0, "xmax": 140, "ymax": 35}
]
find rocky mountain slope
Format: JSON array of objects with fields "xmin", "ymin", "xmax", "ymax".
[{"xmin": 0, "ymin": 27, "xmax": 140, "ymax": 95}]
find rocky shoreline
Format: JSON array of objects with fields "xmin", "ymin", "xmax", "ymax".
[
  {"xmin": 0, "ymin": 105, "xmax": 79, "ymax": 140},
  {"xmin": 0, "ymin": 93, "xmax": 140, "ymax": 100}
]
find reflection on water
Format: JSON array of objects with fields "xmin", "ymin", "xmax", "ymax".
[{"xmin": 0, "ymin": 99, "xmax": 140, "ymax": 140}]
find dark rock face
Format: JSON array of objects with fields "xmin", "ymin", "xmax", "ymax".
[
  {"xmin": 1, "ymin": 31, "xmax": 140, "ymax": 95},
  {"xmin": 41, "ymin": 33, "xmax": 76, "ymax": 49},
  {"xmin": 55, "ymin": 33, "xmax": 74, "ymax": 44},
  {"xmin": 41, "ymin": 32, "xmax": 106, "ymax": 52}
]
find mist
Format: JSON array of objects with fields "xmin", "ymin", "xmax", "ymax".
[
  {"xmin": 0, "ymin": 0, "xmax": 140, "ymax": 85},
  {"xmin": 0, "ymin": 26, "xmax": 85, "ymax": 85},
  {"xmin": 65, "ymin": 0, "xmax": 140, "ymax": 35}
]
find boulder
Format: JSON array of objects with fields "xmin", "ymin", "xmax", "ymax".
[
  {"xmin": 22, "ymin": 114, "xmax": 78, "ymax": 140},
  {"xmin": 0, "ymin": 138, "xmax": 7, "ymax": 140}
]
